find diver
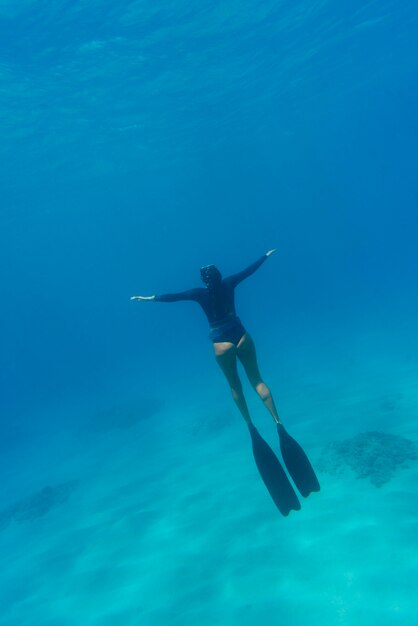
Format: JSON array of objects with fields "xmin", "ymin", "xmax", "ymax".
[{"xmin": 131, "ymin": 250, "xmax": 319, "ymax": 515}]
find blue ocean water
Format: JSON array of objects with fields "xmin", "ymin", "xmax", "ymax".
[{"xmin": 1, "ymin": 1, "xmax": 418, "ymax": 625}]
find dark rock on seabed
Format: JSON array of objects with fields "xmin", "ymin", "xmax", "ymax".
[
  {"xmin": 0, "ymin": 481, "xmax": 78, "ymax": 530},
  {"xmin": 317, "ymin": 431, "xmax": 418, "ymax": 487},
  {"xmin": 81, "ymin": 398, "xmax": 163, "ymax": 434}
]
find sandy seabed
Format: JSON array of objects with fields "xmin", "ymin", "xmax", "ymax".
[{"xmin": 1, "ymin": 328, "xmax": 417, "ymax": 626}]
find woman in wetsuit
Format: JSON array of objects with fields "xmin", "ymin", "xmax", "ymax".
[
  {"xmin": 131, "ymin": 249, "xmax": 279, "ymax": 427},
  {"xmin": 131, "ymin": 249, "xmax": 320, "ymax": 516}
]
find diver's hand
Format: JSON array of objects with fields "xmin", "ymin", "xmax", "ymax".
[
  {"xmin": 265, "ymin": 249, "xmax": 277, "ymax": 257},
  {"xmin": 130, "ymin": 295, "xmax": 156, "ymax": 301}
]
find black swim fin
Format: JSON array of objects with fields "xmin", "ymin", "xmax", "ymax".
[
  {"xmin": 249, "ymin": 423, "xmax": 301, "ymax": 516},
  {"xmin": 277, "ymin": 423, "xmax": 320, "ymax": 497}
]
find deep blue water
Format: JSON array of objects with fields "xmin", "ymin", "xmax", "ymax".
[
  {"xmin": 2, "ymin": 0, "xmax": 417, "ymax": 422},
  {"xmin": 1, "ymin": 2, "xmax": 418, "ymax": 622}
]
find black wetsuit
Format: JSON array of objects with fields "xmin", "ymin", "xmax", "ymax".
[{"xmin": 155, "ymin": 254, "xmax": 268, "ymax": 344}]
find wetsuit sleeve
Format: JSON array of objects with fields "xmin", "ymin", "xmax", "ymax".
[
  {"xmin": 155, "ymin": 288, "xmax": 202, "ymax": 302},
  {"xmin": 226, "ymin": 255, "xmax": 268, "ymax": 288}
]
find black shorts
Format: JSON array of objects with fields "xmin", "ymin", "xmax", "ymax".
[{"xmin": 209, "ymin": 317, "xmax": 246, "ymax": 345}]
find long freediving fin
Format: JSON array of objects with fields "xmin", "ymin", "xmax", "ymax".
[
  {"xmin": 277, "ymin": 423, "xmax": 320, "ymax": 497},
  {"xmin": 249, "ymin": 423, "xmax": 301, "ymax": 516}
]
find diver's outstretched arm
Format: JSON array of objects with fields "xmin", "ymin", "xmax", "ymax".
[
  {"xmin": 227, "ymin": 249, "xmax": 276, "ymax": 287},
  {"xmin": 130, "ymin": 295, "xmax": 156, "ymax": 301},
  {"xmin": 131, "ymin": 288, "xmax": 201, "ymax": 303}
]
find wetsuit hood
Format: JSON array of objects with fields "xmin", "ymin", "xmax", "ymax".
[{"xmin": 200, "ymin": 264, "xmax": 222, "ymax": 287}]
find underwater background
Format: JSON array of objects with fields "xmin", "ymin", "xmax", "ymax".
[{"xmin": 1, "ymin": 0, "xmax": 418, "ymax": 624}]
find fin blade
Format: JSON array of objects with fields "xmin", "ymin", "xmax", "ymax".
[
  {"xmin": 249, "ymin": 424, "xmax": 301, "ymax": 516},
  {"xmin": 277, "ymin": 424, "xmax": 320, "ymax": 497}
]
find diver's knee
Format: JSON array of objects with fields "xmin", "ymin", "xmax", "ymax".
[
  {"xmin": 263, "ymin": 389, "xmax": 272, "ymax": 403},
  {"xmin": 231, "ymin": 383, "xmax": 243, "ymax": 400},
  {"xmin": 255, "ymin": 381, "xmax": 271, "ymax": 401}
]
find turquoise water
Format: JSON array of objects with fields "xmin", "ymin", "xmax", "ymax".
[{"xmin": 1, "ymin": 1, "xmax": 418, "ymax": 624}]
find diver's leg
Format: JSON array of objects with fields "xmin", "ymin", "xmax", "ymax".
[
  {"xmin": 214, "ymin": 342, "xmax": 252, "ymax": 424},
  {"xmin": 236, "ymin": 338, "xmax": 320, "ymax": 499},
  {"xmin": 237, "ymin": 333, "xmax": 281, "ymax": 424},
  {"xmin": 216, "ymin": 342, "xmax": 301, "ymax": 514}
]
